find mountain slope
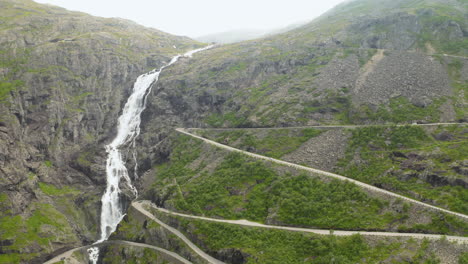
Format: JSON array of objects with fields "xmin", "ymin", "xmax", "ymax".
[
  {"xmin": 113, "ymin": 203, "xmax": 467, "ymax": 264},
  {"xmin": 0, "ymin": 0, "xmax": 202, "ymax": 263},
  {"xmin": 140, "ymin": 0, "xmax": 466, "ymax": 133},
  {"xmin": 192, "ymin": 124, "xmax": 468, "ymax": 216}
]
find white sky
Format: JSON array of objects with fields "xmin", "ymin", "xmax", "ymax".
[{"xmin": 33, "ymin": 0, "xmax": 346, "ymax": 37}]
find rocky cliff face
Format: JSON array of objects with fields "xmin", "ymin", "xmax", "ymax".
[{"xmin": 0, "ymin": 0, "xmax": 201, "ymax": 262}]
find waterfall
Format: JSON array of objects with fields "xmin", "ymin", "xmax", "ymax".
[{"xmin": 88, "ymin": 45, "xmax": 213, "ymax": 263}]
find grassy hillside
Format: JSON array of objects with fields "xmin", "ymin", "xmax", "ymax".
[
  {"xmin": 112, "ymin": 204, "xmax": 468, "ymax": 264},
  {"xmin": 142, "ymin": 133, "xmax": 467, "ymax": 236},
  {"xmin": 195, "ymin": 125, "xmax": 468, "ymax": 216}
]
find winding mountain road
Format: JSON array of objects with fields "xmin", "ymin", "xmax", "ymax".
[
  {"xmin": 134, "ymin": 200, "xmax": 468, "ymax": 244},
  {"xmin": 132, "ymin": 201, "xmax": 225, "ymax": 264},
  {"xmin": 44, "ymin": 123, "xmax": 468, "ymax": 264},
  {"xmin": 440, "ymin": 54, "xmax": 468, "ymax": 60},
  {"xmin": 176, "ymin": 126, "xmax": 468, "ymax": 221},
  {"xmin": 43, "ymin": 240, "xmax": 193, "ymax": 264},
  {"xmin": 186, "ymin": 122, "xmax": 466, "ymax": 131}
]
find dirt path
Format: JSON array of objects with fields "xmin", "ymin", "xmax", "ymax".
[
  {"xmin": 176, "ymin": 127, "xmax": 468, "ymax": 220},
  {"xmin": 43, "ymin": 240, "xmax": 192, "ymax": 264},
  {"xmin": 136, "ymin": 201, "xmax": 468, "ymax": 244}
]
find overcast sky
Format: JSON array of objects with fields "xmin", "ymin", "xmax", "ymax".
[{"xmin": 33, "ymin": 0, "xmax": 346, "ymax": 37}]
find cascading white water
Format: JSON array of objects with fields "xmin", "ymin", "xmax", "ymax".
[{"xmin": 87, "ymin": 45, "xmax": 213, "ymax": 264}]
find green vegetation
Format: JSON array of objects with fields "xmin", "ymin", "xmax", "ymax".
[
  {"xmin": 0, "ymin": 80, "xmax": 22, "ymax": 103},
  {"xmin": 148, "ymin": 210, "xmax": 448, "ymax": 264},
  {"xmin": 440, "ymin": 39, "xmax": 468, "ymax": 55},
  {"xmin": 111, "ymin": 210, "xmax": 161, "ymax": 241},
  {"xmin": 76, "ymin": 147, "xmax": 98, "ymax": 167},
  {"xmin": 185, "ymin": 0, "xmax": 467, "ymax": 127},
  {"xmin": 348, "ymin": 97, "xmax": 445, "ymax": 124},
  {"xmin": 455, "ymin": 81, "xmax": 468, "ymax": 121},
  {"xmin": 66, "ymin": 92, "xmax": 94, "ymax": 113},
  {"xmin": 225, "ymin": 61, "xmax": 247, "ymax": 74},
  {"xmin": 175, "ymin": 152, "xmax": 393, "ymax": 228},
  {"xmin": 152, "ymin": 135, "xmax": 204, "ymax": 182},
  {"xmin": 247, "ymin": 75, "xmax": 289, "ymax": 105},
  {"xmin": 197, "ymin": 47, "xmax": 339, "ymax": 127},
  {"xmin": 38, "ymin": 182, "xmax": 79, "ymax": 196},
  {"xmin": 102, "ymin": 245, "xmax": 171, "ymax": 264},
  {"xmin": 199, "ymin": 128, "xmax": 323, "ymax": 159},
  {"xmin": 448, "ymin": 59, "xmax": 463, "ymax": 79},
  {"xmin": 447, "ymin": 59, "xmax": 468, "ymax": 121},
  {"xmin": 111, "ymin": 207, "xmax": 205, "ymax": 264},
  {"xmin": 150, "ymin": 134, "xmax": 466, "ymax": 234},
  {"xmin": 0, "ymin": 178, "xmax": 94, "ymax": 263},
  {"xmin": 460, "ymin": 252, "xmax": 468, "ymax": 264},
  {"xmin": 414, "ymin": 3, "xmax": 467, "ymax": 55},
  {"xmin": 0, "ymin": 47, "xmax": 30, "ymax": 77},
  {"xmin": 337, "ymin": 125, "xmax": 468, "ymax": 214},
  {"xmin": 0, "ymin": 203, "xmax": 77, "ymax": 263},
  {"xmin": 0, "ymin": 193, "xmax": 7, "ymax": 202},
  {"xmin": 301, "ymin": 92, "xmax": 352, "ymax": 124},
  {"xmin": 206, "ymin": 112, "xmax": 251, "ymax": 128},
  {"xmin": 44, "ymin": 160, "xmax": 53, "ymax": 167}
]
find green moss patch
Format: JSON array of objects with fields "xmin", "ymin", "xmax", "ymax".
[
  {"xmin": 349, "ymin": 97, "xmax": 445, "ymax": 124},
  {"xmin": 38, "ymin": 182, "xmax": 79, "ymax": 196},
  {"xmin": 0, "ymin": 203, "xmax": 78, "ymax": 263}
]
